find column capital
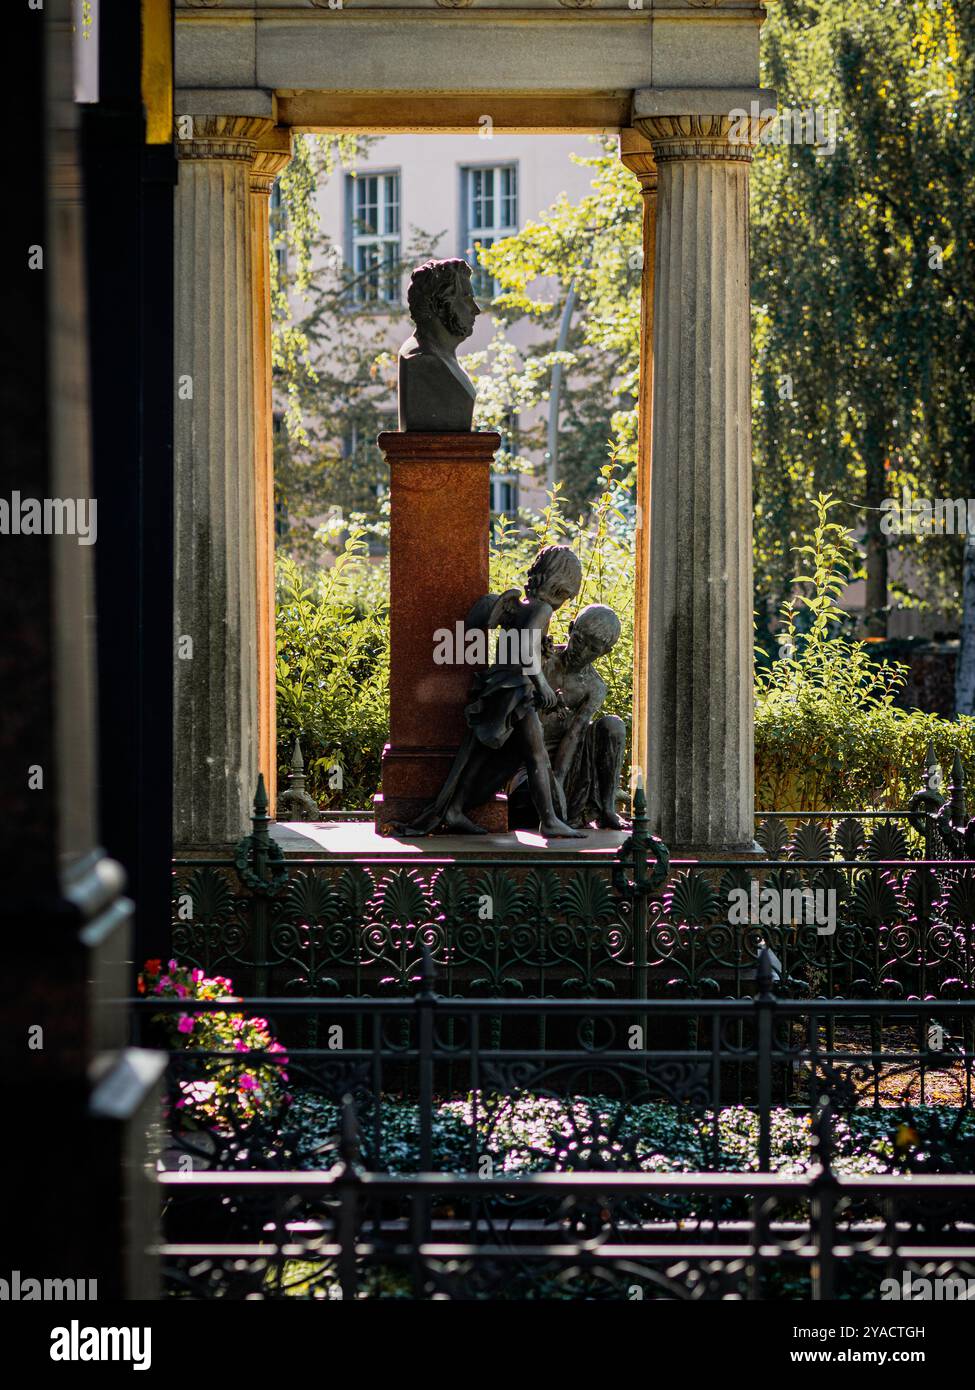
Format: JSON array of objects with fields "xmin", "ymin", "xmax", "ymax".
[
  {"xmin": 618, "ymin": 128, "xmax": 657, "ymax": 194},
  {"xmin": 250, "ymin": 129, "xmax": 293, "ymax": 195},
  {"xmin": 633, "ymin": 114, "xmax": 756, "ymax": 164},
  {"xmin": 176, "ymin": 115, "xmax": 275, "ymax": 164}
]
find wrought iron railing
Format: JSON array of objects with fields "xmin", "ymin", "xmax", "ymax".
[
  {"xmin": 139, "ymin": 960, "xmax": 975, "ymax": 1299},
  {"xmin": 149, "ymin": 750, "xmax": 975, "ymax": 1299},
  {"xmin": 156, "ymin": 1162, "xmax": 975, "ymax": 1301},
  {"xmin": 135, "ymin": 963, "xmax": 975, "ymax": 1174},
  {"xmin": 169, "ymin": 752, "xmax": 975, "ymax": 1000}
]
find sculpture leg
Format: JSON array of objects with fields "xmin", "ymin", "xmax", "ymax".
[
  {"xmin": 518, "ymin": 713, "xmax": 585, "ymax": 838},
  {"xmin": 441, "ymin": 743, "xmax": 494, "ymax": 834},
  {"xmin": 594, "ymin": 714, "xmax": 627, "ymax": 829}
]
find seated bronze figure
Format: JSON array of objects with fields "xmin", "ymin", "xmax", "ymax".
[
  {"xmin": 508, "ymin": 603, "xmax": 627, "ymax": 830},
  {"xmin": 404, "ymin": 544, "xmax": 586, "ymax": 838}
]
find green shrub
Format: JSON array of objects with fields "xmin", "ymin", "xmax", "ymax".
[
  {"xmin": 755, "ymin": 496, "xmax": 975, "ymax": 810},
  {"xmin": 276, "ymin": 527, "xmax": 390, "ymax": 807}
]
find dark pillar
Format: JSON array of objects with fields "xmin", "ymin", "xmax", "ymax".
[
  {"xmin": 82, "ymin": 0, "xmax": 176, "ymax": 964},
  {"xmin": 1, "ymin": 0, "xmax": 163, "ymax": 1300}
]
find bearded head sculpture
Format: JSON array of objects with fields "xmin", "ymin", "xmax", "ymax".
[
  {"xmin": 397, "ymin": 259, "xmax": 480, "ymax": 431},
  {"xmin": 407, "ymin": 258, "xmax": 479, "ymax": 343}
]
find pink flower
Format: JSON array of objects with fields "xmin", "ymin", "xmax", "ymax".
[
  {"xmin": 177, "ymin": 1015, "xmax": 194, "ymax": 1035},
  {"xmin": 175, "ymin": 983, "xmax": 188, "ymax": 998},
  {"xmin": 192, "ymin": 969, "xmax": 204, "ymax": 983},
  {"xmin": 238, "ymin": 1074, "xmax": 256, "ymax": 1091},
  {"xmin": 233, "ymin": 1040, "xmax": 247, "ymax": 1052}
]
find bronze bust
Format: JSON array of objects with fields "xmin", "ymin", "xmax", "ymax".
[{"xmin": 398, "ymin": 258, "xmax": 480, "ymax": 432}]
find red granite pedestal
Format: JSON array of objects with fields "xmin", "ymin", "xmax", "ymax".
[{"xmin": 374, "ymin": 430, "xmax": 508, "ymax": 834}]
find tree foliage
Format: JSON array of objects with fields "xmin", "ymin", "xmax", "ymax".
[
  {"xmin": 471, "ymin": 3, "xmax": 975, "ymax": 633},
  {"xmin": 755, "ymin": 494, "xmax": 975, "ymax": 810},
  {"xmin": 471, "ymin": 148, "xmax": 642, "ymax": 516},
  {"xmin": 752, "ymin": 0, "xmax": 975, "ymax": 634}
]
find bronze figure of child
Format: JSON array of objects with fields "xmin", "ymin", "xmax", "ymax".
[{"xmin": 405, "ymin": 544, "xmax": 585, "ymax": 837}]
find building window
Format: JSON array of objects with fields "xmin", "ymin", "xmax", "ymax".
[
  {"xmin": 461, "ymin": 164, "xmax": 518, "ymax": 298},
  {"xmin": 348, "ymin": 172, "xmax": 401, "ymax": 305},
  {"xmin": 490, "ymin": 410, "xmax": 519, "ymax": 519},
  {"xmin": 490, "ymin": 474, "xmax": 518, "ymax": 515},
  {"xmin": 270, "ymin": 181, "xmax": 287, "ymax": 276}
]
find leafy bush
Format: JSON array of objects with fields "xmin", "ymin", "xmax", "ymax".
[
  {"xmin": 276, "ymin": 527, "xmax": 390, "ymax": 807},
  {"xmin": 139, "ymin": 959, "xmax": 290, "ymax": 1129},
  {"xmin": 284, "ymin": 1089, "xmax": 975, "ymax": 1178},
  {"xmin": 755, "ymin": 496, "xmax": 975, "ymax": 810}
]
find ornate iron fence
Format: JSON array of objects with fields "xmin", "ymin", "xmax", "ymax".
[
  {"xmin": 168, "ymin": 755, "xmax": 975, "ymax": 1000},
  {"xmin": 140, "ymin": 962, "xmax": 975, "ymax": 1299},
  {"xmin": 156, "ymin": 1163, "xmax": 975, "ymax": 1301},
  {"xmin": 136, "ymin": 964, "xmax": 975, "ymax": 1175},
  {"xmin": 150, "ymin": 754, "xmax": 975, "ymax": 1298}
]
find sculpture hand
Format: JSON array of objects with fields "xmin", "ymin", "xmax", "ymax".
[{"xmin": 535, "ymin": 678, "xmax": 558, "ymax": 710}]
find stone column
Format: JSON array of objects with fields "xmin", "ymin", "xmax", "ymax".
[
  {"xmin": 250, "ymin": 131, "xmax": 292, "ymax": 818},
  {"xmin": 174, "ymin": 115, "xmax": 274, "ymax": 846},
  {"xmin": 632, "ymin": 115, "xmax": 757, "ymax": 853},
  {"xmin": 618, "ymin": 131, "xmax": 657, "ymax": 790}
]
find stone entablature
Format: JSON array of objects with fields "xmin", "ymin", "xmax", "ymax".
[{"xmin": 175, "ymin": 0, "xmax": 764, "ymax": 103}]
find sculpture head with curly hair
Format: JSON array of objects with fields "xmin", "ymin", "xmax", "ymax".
[
  {"xmin": 525, "ymin": 545, "xmax": 584, "ymax": 612},
  {"xmin": 398, "ymin": 258, "xmax": 480, "ymax": 431}
]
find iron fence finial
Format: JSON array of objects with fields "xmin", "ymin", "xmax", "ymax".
[
  {"xmin": 254, "ymin": 773, "xmax": 269, "ymax": 823},
  {"xmin": 278, "ymin": 737, "xmax": 321, "ymax": 822},
  {"xmin": 951, "ymin": 750, "xmax": 967, "ymax": 825},
  {"xmin": 418, "ymin": 941, "xmax": 436, "ymax": 997}
]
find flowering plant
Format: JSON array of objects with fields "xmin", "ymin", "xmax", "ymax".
[{"xmin": 138, "ymin": 959, "xmax": 291, "ymax": 1129}]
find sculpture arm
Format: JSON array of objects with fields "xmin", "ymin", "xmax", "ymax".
[
  {"xmin": 521, "ymin": 598, "xmax": 557, "ymax": 707},
  {"xmin": 553, "ymin": 695, "xmax": 597, "ymax": 782}
]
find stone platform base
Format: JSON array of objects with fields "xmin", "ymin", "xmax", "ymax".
[
  {"xmin": 270, "ymin": 820, "xmax": 630, "ymax": 860},
  {"xmin": 670, "ymin": 841, "xmax": 766, "ymax": 862},
  {"xmin": 373, "ymin": 792, "xmax": 508, "ymax": 837}
]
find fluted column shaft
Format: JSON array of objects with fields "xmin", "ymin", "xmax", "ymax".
[
  {"xmin": 619, "ymin": 132, "xmax": 657, "ymax": 788},
  {"xmin": 174, "ymin": 115, "xmax": 274, "ymax": 845},
  {"xmin": 250, "ymin": 137, "xmax": 292, "ymax": 818},
  {"xmin": 634, "ymin": 116, "xmax": 755, "ymax": 851}
]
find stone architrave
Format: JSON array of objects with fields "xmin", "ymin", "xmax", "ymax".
[
  {"xmin": 374, "ymin": 430, "xmax": 503, "ymax": 833},
  {"xmin": 632, "ymin": 113, "xmax": 760, "ymax": 855},
  {"xmin": 173, "ymin": 114, "xmax": 275, "ymax": 846}
]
